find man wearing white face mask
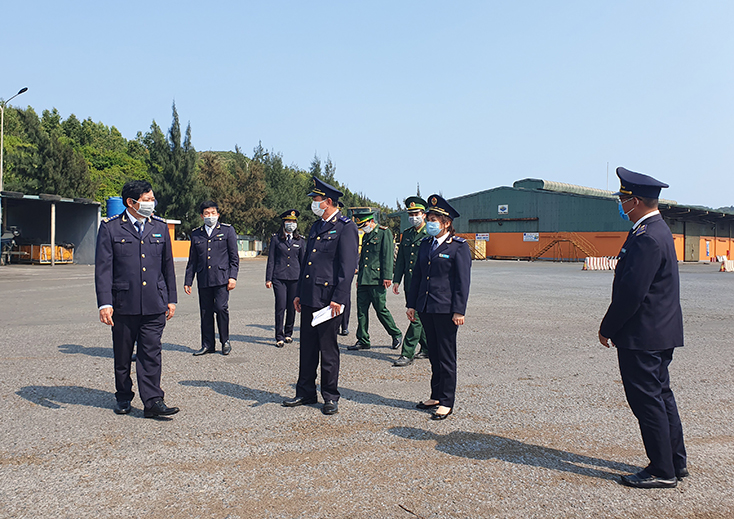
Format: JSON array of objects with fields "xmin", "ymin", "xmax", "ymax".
[
  {"xmin": 185, "ymin": 200, "xmax": 239, "ymax": 357},
  {"xmin": 391, "ymin": 196, "xmax": 429, "ymax": 366},
  {"xmin": 282, "ymin": 177, "xmax": 358, "ymax": 416},
  {"xmin": 95, "ymin": 180, "xmax": 179, "ymax": 418}
]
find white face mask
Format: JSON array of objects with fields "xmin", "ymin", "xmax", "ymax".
[
  {"xmin": 311, "ymin": 200, "xmax": 325, "ymax": 217},
  {"xmin": 204, "ymin": 215, "xmax": 218, "ymax": 227},
  {"xmin": 135, "ymin": 200, "xmax": 155, "ymax": 218},
  {"xmin": 409, "ymin": 215, "xmax": 424, "ymax": 228},
  {"xmin": 284, "ymin": 222, "xmax": 297, "ymax": 233}
]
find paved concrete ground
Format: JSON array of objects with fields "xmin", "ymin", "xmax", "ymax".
[{"xmin": 0, "ymin": 259, "xmax": 732, "ymax": 518}]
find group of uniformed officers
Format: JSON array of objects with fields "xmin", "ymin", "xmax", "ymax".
[{"xmin": 96, "ymin": 166, "xmax": 688, "ymax": 488}]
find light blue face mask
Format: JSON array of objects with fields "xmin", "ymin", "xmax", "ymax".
[
  {"xmin": 618, "ymin": 198, "xmax": 636, "ymax": 221},
  {"xmin": 426, "ymin": 221, "xmax": 442, "ymax": 236}
]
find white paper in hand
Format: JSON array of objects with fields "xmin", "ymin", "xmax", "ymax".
[{"xmin": 311, "ymin": 304, "xmax": 345, "ymax": 327}]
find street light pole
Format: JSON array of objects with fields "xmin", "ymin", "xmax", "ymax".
[{"xmin": 0, "ymin": 87, "xmax": 28, "ymax": 231}]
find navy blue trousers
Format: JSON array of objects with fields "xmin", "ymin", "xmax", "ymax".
[
  {"xmin": 272, "ymin": 278, "xmax": 298, "ymax": 341},
  {"xmin": 420, "ymin": 312, "xmax": 458, "ymax": 408},
  {"xmin": 296, "ymin": 305, "xmax": 341, "ymax": 402},
  {"xmin": 618, "ymin": 348, "xmax": 687, "ymax": 479},
  {"xmin": 112, "ymin": 312, "xmax": 166, "ymax": 408},
  {"xmin": 198, "ymin": 284, "xmax": 230, "ymax": 349}
]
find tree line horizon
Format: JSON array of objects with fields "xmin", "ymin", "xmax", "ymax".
[{"xmin": 2, "ymin": 101, "xmax": 404, "ymax": 239}]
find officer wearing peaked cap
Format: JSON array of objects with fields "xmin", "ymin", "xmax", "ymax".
[
  {"xmin": 185, "ymin": 200, "xmax": 239, "ymax": 357},
  {"xmin": 407, "ymin": 194, "xmax": 471, "ymax": 420},
  {"xmin": 350, "ymin": 209, "xmax": 403, "ymax": 351},
  {"xmin": 599, "ymin": 167, "xmax": 687, "ymax": 489},
  {"xmin": 283, "ymin": 176, "xmax": 359, "ymax": 416},
  {"xmin": 392, "ymin": 196, "xmax": 429, "ymax": 366},
  {"xmin": 266, "ymin": 209, "xmax": 306, "ymax": 347},
  {"xmin": 95, "ymin": 180, "xmax": 179, "ymax": 418}
]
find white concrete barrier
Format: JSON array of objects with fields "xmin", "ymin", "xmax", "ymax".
[
  {"xmin": 583, "ymin": 257, "xmax": 619, "ymax": 270},
  {"xmin": 721, "ymin": 260, "xmax": 734, "ymax": 272}
]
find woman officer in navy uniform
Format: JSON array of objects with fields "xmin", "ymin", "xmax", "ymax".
[
  {"xmin": 265, "ymin": 210, "xmax": 306, "ymax": 347},
  {"xmin": 407, "ymin": 194, "xmax": 471, "ymax": 420}
]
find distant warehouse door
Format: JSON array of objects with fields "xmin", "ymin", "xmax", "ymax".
[{"xmin": 685, "ymin": 233, "xmax": 700, "ymax": 262}]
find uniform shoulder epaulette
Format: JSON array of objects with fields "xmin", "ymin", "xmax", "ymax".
[
  {"xmin": 634, "ymin": 225, "xmax": 647, "ymax": 236},
  {"xmin": 379, "ymin": 225, "xmax": 388, "ymax": 230},
  {"xmin": 452, "ymin": 236, "xmax": 467, "ymax": 243},
  {"xmin": 151, "ymin": 215, "xmax": 166, "ymax": 222},
  {"xmin": 220, "ymin": 222, "xmax": 232, "ymax": 227},
  {"xmin": 338, "ymin": 215, "xmax": 351, "ymax": 224},
  {"xmin": 102, "ymin": 213, "xmax": 122, "ymax": 223}
]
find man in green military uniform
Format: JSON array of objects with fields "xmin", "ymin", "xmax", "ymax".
[
  {"xmin": 349, "ymin": 210, "xmax": 403, "ymax": 351},
  {"xmin": 392, "ymin": 196, "xmax": 429, "ymax": 366}
]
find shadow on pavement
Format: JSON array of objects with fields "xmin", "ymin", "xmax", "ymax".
[
  {"xmin": 389, "ymin": 427, "xmax": 638, "ymax": 481},
  {"xmin": 340, "ymin": 387, "xmax": 416, "ymax": 409},
  {"xmin": 179, "ymin": 380, "xmax": 285, "ymax": 407},
  {"xmin": 16, "ymin": 385, "xmax": 113, "ymax": 409},
  {"xmin": 57, "ymin": 343, "xmax": 196, "ymax": 358}
]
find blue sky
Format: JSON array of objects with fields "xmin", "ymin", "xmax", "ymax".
[{"xmin": 3, "ymin": 1, "xmax": 732, "ymax": 208}]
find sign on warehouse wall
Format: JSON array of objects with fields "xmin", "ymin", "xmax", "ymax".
[{"xmin": 498, "ymin": 204, "xmax": 509, "ymax": 214}]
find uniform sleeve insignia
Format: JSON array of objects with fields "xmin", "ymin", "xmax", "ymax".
[
  {"xmin": 338, "ymin": 215, "xmax": 351, "ymax": 223},
  {"xmin": 633, "ymin": 225, "xmax": 647, "ymax": 236}
]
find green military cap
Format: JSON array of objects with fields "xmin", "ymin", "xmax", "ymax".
[
  {"xmin": 404, "ymin": 196, "xmax": 427, "ymax": 212},
  {"xmin": 353, "ymin": 210, "xmax": 375, "ymax": 226}
]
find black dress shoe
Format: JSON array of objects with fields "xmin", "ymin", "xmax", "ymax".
[
  {"xmin": 414, "ymin": 350, "xmax": 429, "ymax": 359},
  {"xmin": 347, "ymin": 341, "xmax": 370, "ymax": 350},
  {"xmin": 193, "ymin": 347, "xmax": 215, "ymax": 356},
  {"xmin": 322, "ymin": 400, "xmax": 339, "ymax": 415},
  {"xmin": 391, "ymin": 335, "xmax": 403, "ymax": 349},
  {"xmin": 144, "ymin": 399, "xmax": 179, "ymax": 418},
  {"xmin": 676, "ymin": 468, "xmax": 689, "ymax": 480},
  {"xmin": 620, "ymin": 470, "xmax": 677, "ymax": 488},
  {"xmin": 221, "ymin": 341, "xmax": 231, "ymax": 355},
  {"xmin": 284, "ymin": 337, "xmax": 293, "ymax": 344},
  {"xmin": 113, "ymin": 401, "xmax": 131, "ymax": 415},
  {"xmin": 282, "ymin": 396, "xmax": 318, "ymax": 407},
  {"xmin": 276, "ymin": 341, "xmax": 285, "ymax": 348},
  {"xmin": 431, "ymin": 408, "xmax": 453, "ymax": 420},
  {"xmin": 338, "ymin": 329, "xmax": 350, "ymax": 336},
  {"xmin": 416, "ymin": 401, "xmax": 439, "ymax": 410},
  {"xmin": 393, "ymin": 355, "xmax": 414, "ymax": 367}
]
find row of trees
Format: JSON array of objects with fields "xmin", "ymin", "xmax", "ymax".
[{"xmin": 2, "ymin": 103, "xmax": 397, "ymax": 238}]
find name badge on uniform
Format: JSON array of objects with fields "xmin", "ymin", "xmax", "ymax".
[
  {"xmin": 329, "ymin": 230, "xmax": 337, "ymax": 234},
  {"xmin": 217, "ymin": 233, "xmax": 224, "ymax": 237},
  {"xmin": 293, "ymin": 244, "xmax": 300, "ymax": 247},
  {"xmin": 152, "ymin": 233, "xmax": 162, "ymax": 238},
  {"xmin": 439, "ymin": 253, "xmax": 450, "ymax": 259}
]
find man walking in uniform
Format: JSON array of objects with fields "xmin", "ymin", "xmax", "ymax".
[
  {"xmin": 185, "ymin": 200, "xmax": 239, "ymax": 356},
  {"xmin": 349, "ymin": 210, "xmax": 403, "ymax": 351},
  {"xmin": 599, "ymin": 167, "xmax": 687, "ymax": 488},
  {"xmin": 282, "ymin": 177, "xmax": 358, "ymax": 415},
  {"xmin": 95, "ymin": 180, "xmax": 179, "ymax": 418},
  {"xmin": 392, "ymin": 196, "xmax": 429, "ymax": 366}
]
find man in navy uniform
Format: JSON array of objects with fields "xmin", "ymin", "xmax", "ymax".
[
  {"xmin": 599, "ymin": 167, "xmax": 687, "ymax": 488},
  {"xmin": 185, "ymin": 200, "xmax": 239, "ymax": 356},
  {"xmin": 95, "ymin": 180, "xmax": 179, "ymax": 418},
  {"xmin": 282, "ymin": 177, "xmax": 359, "ymax": 415}
]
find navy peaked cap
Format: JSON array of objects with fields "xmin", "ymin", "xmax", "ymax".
[
  {"xmin": 308, "ymin": 176, "xmax": 343, "ymax": 201},
  {"xmin": 426, "ymin": 194, "xmax": 460, "ymax": 219},
  {"xmin": 615, "ymin": 167, "xmax": 669, "ymax": 199}
]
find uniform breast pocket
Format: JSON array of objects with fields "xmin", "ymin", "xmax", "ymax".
[
  {"xmin": 149, "ymin": 240, "xmax": 164, "ymax": 256},
  {"xmin": 113, "ymin": 238, "xmax": 133, "ymax": 256},
  {"xmin": 320, "ymin": 235, "xmax": 338, "ymax": 252}
]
